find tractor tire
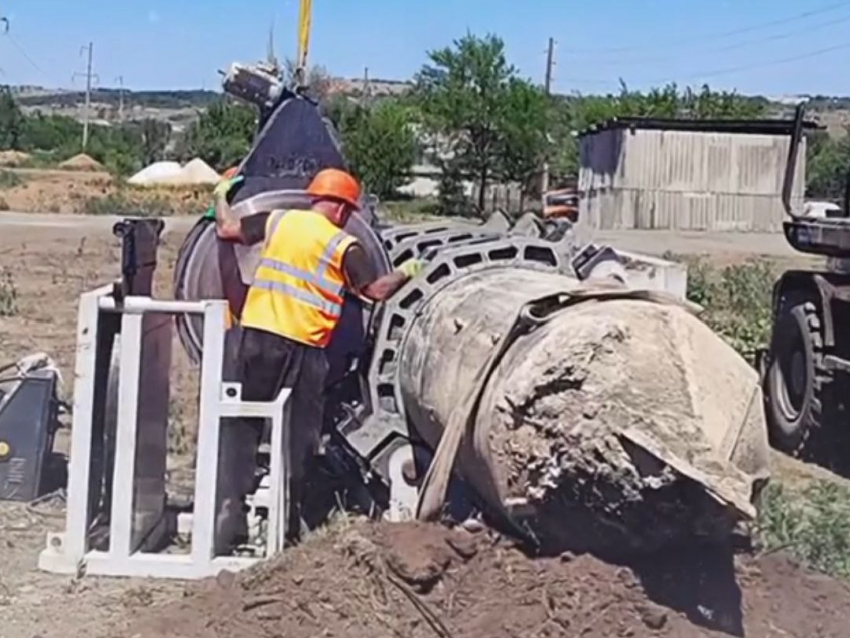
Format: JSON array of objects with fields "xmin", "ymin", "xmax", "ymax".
[{"xmin": 765, "ymin": 300, "xmax": 831, "ymax": 456}]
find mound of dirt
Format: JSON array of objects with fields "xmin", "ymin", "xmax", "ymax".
[
  {"xmin": 120, "ymin": 522, "xmax": 850, "ymax": 638},
  {"xmin": 59, "ymin": 153, "xmax": 105, "ymax": 172},
  {"xmin": 0, "ymin": 150, "xmax": 32, "ymax": 167}
]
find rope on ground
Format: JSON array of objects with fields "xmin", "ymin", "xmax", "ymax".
[
  {"xmin": 26, "ymin": 487, "xmax": 66, "ymax": 519},
  {"xmin": 385, "ymin": 570, "xmax": 454, "ymax": 638}
]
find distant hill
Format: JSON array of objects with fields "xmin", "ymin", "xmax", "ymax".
[{"xmin": 16, "ymin": 88, "xmax": 221, "ymax": 110}]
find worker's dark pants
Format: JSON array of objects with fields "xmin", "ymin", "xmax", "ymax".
[{"xmin": 237, "ymin": 326, "xmax": 329, "ymax": 543}]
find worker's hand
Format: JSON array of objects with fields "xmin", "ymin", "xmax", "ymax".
[
  {"xmin": 397, "ymin": 258, "xmax": 426, "ymax": 279},
  {"xmin": 213, "ymin": 175, "xmax": 244, "ymax": 199}
]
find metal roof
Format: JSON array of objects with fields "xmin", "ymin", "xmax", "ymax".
[{"xmin": 577, "ymin": 116, "xmax": 821, "ymax": 138}]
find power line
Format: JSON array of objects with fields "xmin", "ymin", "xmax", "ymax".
[
  {"xmin": 6, "ymin": 33, "xmax": 46, "ymax": 76},
  {"xmin": 676, "ymin": 41, "xmax": 850, "ymax": 82},
  {"xmin": 586, "ymin": 12, "xmax": 850, "ymax": 67},
  {"xmin": 557, "ymin": 41, "xmax": 850, "ymax": 93},
  {"xmin": 564, "ymin": 1, "xmax": 850, "ymax": 55}
]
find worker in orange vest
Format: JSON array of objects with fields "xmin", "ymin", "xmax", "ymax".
[{"xmin": 214, "ymin": 168, "xmax": 423, "ymax": 544}]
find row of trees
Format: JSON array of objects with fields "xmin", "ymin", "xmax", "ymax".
[
  {"xmin": 0, "ymin": 33, "xmax": 846, "ymax": 207},
  {"xmin": 0, "ymin": 87, "xmax": 257, "ymax": 176},
  {"xmin": 326, "ymin": 34, "xmax": 771, "ymax": 214}
]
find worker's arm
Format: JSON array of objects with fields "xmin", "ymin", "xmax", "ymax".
[
  {"xmin": 362, "ymin": 271, "xmax": 411, "ymax": 302},
  {"xmin": 213, "ymin": 175, "xmax": 252, "ymax": 243},
  {"xmin": 343, "ymin": 244, "xmax": 424, "ymax": 302},
  {"xmin": 214, "ymin": 195, "xmax": 245, "ymax": 242}
]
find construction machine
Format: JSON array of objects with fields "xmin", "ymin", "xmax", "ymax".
[
  {"xmin": 763, "ymin": 104, "xmax": 850, "ymax": 469},
  {"xmin": 37, "ymin": 43, "xmax": 772, "ymax": 579}
]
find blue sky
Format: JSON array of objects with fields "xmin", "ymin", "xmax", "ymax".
[{"xmin": 2, "ymin": 0, "xmax": 850, "ymax": 96}]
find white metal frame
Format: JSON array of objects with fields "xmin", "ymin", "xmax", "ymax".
[{"xmin": 38, "ymin": 287, "xmax": 290, "ymax": 579}]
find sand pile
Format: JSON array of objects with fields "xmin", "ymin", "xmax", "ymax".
[
  {"xmin": 128, "ymin": 161, "xmax": 183, "ymax": 185},
  {"xmin": 129, "ymin": 159, "xmax": 220, "ymax": 187},
  {"xmin": 59, "ymin": 153, "xmax": 105, "ymax": 172},
  {"xmin": 117, "ymin": 521, "xmax": 850, "ymax": 638},
  {"xmin": 0, "ymin": 150, "xmax": 32, "ymax": 167}
]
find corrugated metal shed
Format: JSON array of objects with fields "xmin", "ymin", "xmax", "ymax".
[{"xmin": 578, "ymin": 118, "xmax": 816, "ymax": 232}]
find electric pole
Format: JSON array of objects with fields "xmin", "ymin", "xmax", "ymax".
[
  {"xmin": 73, "ymin": 43, "xmax": 96, "ymax": 151},
  {"xmin": 541, "ymin": 37, "xmax": 556, "ymax": 196},
  {"xmin": 363, "ymin": 66, "xmax": 370, "ymax": 105},
  {"xmin": 116, "ymin": 75, "xmax": 125, "ymax": 122}
]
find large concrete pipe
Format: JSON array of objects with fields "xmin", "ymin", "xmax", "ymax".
[{"xmin": 366, "ymin": 239, "xmax": 769, "ymax": 556}]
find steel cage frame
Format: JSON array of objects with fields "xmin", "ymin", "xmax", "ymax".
[{"xmin": 38, "ymin": 286, "xmax": 290, "ymax": 580}]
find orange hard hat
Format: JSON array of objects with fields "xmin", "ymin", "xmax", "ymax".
[{"xmin": 306, "ymin": 168, "xmax": 361, "ymax": 209}]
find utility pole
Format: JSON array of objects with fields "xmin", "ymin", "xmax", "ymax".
[
  {"xmin": 116, "ymin": 75, "xmax": 125, "ymax": 123},
  {"xmin": 541, "ymin": 37, "xmax": 556, "ymax": 196},
  {"xmin": 363, "ymin": 66, "xmax": 370, "ymax": 105},
  {"xmin": 73, "ymin": 42, "xmax": 96, "ymax": 151}
]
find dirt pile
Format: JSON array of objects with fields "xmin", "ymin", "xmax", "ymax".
[
  {"xmin": 0, "ymin": 150, "xmax": 32, "ymax": 167},
  {"xmin": 59, "ymin": 153, "xmax": 105, "ymax": 172},
  {"xmin": 121, "ymin": 521, "xmax": 850, "ymax": 638}
]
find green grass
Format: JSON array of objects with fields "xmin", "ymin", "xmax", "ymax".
[
  {"xmin": 758, "ymin": 481, "xmax": 850, "ymax": 579},
  {"xmin": 381, "ymin": 198, "xmax": 441, "ymax": 223},
  {"xmin": 81, "ymin": 191, "xmax": 174, "ymax": 218},
  {"xmin": 0, "ymin": 268, "xmax": 18, "ymax": 317},
  {"xmin": 0, "ymin": 170, "xmax": 24, "ymax": 189},
  {"xmin": 674, "ymin": 256, "xmax": 776, "ymax": 364}
]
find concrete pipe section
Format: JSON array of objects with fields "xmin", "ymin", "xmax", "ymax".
[{"xmin": 365, "ymin": 234, "xmax": 769, "ymax": 556}]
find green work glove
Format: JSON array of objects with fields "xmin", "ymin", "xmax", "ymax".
[
  {"xmin": 397, "ymin": 258, "xmax": 426, "ymax": 279},
  {"xmin": 213, "ymin": 174, "xmax": 244, "ymax": 199}
]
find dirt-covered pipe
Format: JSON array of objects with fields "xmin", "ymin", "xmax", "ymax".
[{"xmin": 398, "ymin": 268, "xmax": 769, "ymax": 555}]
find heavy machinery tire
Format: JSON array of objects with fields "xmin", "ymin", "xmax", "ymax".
[{"xmin": 765, "ymin": 300, "xmax": 830, "ymax": 455}]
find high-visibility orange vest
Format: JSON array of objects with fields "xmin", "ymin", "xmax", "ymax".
[{"xmin": 241, "ymin": 209, "xmax": 357, "ymax": 347}]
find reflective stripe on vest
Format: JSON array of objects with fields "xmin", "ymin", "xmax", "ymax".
[{"xmin": 241, "ymin": 209, "xmax": 356, "ymax": 347}]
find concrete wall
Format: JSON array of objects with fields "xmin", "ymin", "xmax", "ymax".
[{"xmin": 578, "ymin": 128, "xmax": 806, "ymax": 232}]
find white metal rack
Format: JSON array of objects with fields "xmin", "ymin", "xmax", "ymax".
[{"xmin": 38, "ymin": 286, "xmax": 290, "ymax": 579}]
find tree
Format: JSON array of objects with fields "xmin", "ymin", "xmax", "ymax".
[
  {"xmin": 177, "ymin": 101, "xmax": 256, "ymax": 171},
  {"xmin": 0, "ymin": 86, "xmax": 24, "ymax": 150},
  {"xmin": 415, "ymin": 34, "xmax": 516, "ymax": 213},
  {"xmin": 496, "ymin": 79, "xmax": 551, "ymax": 209},
  {"xmin": 807, "ymin": 131, "xmax": 850, "ymax": 200},
  {"xmin": 88, "ymin": 125, "xmax": 145, "ymax": 176},
  {"xmin": 20, "ymin": 112, "xmax": 81, "ymax": 152},
  {"xmin": 436, "ymin": 156, "xmax": 470, "ymax": 217},
  {"xmin": 341, "ymin": 100, "xmax": 417, "ymax": 199},
  {"xmin": 548, "ymin": 82, "xmax": 768, "ymax": 186},
  {"xmin": 284, "ymin": 58, "xmax": 333, "ymax": 102},
  {"xmin": 138, "ymin": 118, "xmax": 172, "ymax": 165}
]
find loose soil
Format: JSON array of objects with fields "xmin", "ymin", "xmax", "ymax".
[
  {"xmin": 119, "ymin": 521, "xmax": 850, "ymax": 638},
  {"xmin": 0, "ymin": 167, "xmax": 211, "ymax": 215}
]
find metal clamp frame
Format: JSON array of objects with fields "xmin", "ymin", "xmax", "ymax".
[
  {"xmin": 342, "ymin": 236, "xmax": 565, "ymax": 477},
  {"xmin": 38, "ymin": 287, "xmax": 290, "ymax": 580}
]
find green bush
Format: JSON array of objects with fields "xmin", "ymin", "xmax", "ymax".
[
  {"xmin": 341, "ymin": 100, "xmax": 417, "ymax": 200},
  {"xmin": 382, "ymin": 198, "xmax": 439, "ymax": 223},
  {"xmin": 0, "ymin": 268, "xmax": 18, "ymax": 317},
  {"xmin": 0, "ymin": 170, "xmax": 23, "ymax": 189},
  {"xmin": 81, "ymin": 191, "xmax": 172, "ymax": 218},
  {"xmin": 684, "ymin": 257, "xmax": 776, "ymax": 363},
  {"xmin": 758, "ymin": 481, "xmax": 850, "ymax": 579}
]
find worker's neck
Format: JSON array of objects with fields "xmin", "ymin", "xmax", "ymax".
[{"xmin": 312, "ymin": 202, "xmax": 343, "ymax": 227}]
